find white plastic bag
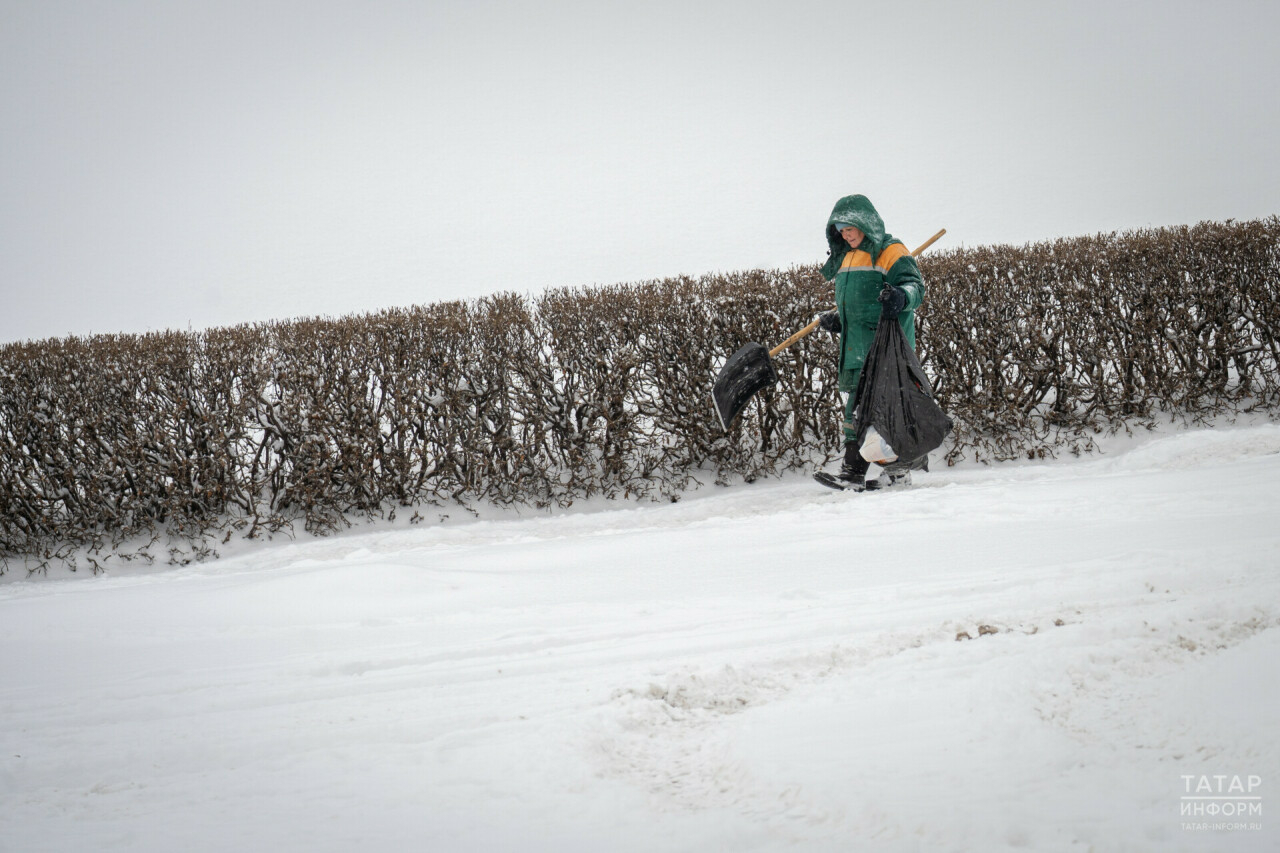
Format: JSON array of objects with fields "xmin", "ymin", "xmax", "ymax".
[{"xmin": 860, "ymin": 426, "xmax": 898, "ymax": 464}]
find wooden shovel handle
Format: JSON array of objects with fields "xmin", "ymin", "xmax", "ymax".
[
  {"xmin": 768, "ymin": 227, "xmax": 947, "ymax": 358},
  {"xmin": 769, "ymin": 318, "xmax": 824, "ymax": 357},
  {"xmin": 910, "ymin": 227, "xmax": 947, "ymax": 257}
]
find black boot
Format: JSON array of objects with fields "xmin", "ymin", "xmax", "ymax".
[
  {"xmin": 836, "ymin": 443, "xmax": 870, "ymax": 490},
  {"xmin": 866, "ymin": 458, "xmax": 920, "ymax": 490}
]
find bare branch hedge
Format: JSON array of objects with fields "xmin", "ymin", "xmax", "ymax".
[{"xmin": 3, "ymin": 217, "xmax": 1278, "ymax": 573}]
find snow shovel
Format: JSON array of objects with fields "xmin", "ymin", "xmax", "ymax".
[{"xmin": 712, "ymin": 228, "xmax": 946, "ymax": 430}]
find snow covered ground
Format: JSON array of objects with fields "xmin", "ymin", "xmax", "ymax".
[{"xmin": 3, "ymin": 423, "xmax": 1279, "ymax": 852}]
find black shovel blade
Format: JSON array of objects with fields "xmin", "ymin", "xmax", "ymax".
[{"xmin": 712, "ymin": 341, "xmax": 778, "ymax": 430}]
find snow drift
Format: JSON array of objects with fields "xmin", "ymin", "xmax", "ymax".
[{"xmin": 2, "ymin": 423, "xmax": 1278, "ymax": 851}]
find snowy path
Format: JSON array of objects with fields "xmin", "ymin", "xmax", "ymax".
[{"xmin": 3, "ymin": 425, "xmax": 1279, "ymax": 852}]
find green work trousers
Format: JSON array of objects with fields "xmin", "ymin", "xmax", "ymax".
[{"xmin": 841, "ymin": 367, "xmax": 861, "ymax": 443}]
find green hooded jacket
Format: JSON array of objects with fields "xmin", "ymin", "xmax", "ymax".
[{"xmin": 821, "ymin": 195, "xmax": 925, "ymax": 389}]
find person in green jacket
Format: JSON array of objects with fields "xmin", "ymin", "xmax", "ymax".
[{"xmin": 816, "ymin": 194, "xmax": 926, "ymax": 491}]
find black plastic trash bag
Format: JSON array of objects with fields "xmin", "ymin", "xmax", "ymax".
[{"xmin": 848, "ymin": 315, "xmax": 953, "ymax": 467}]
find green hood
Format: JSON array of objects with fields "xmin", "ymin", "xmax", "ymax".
[{"xmin": 822, "ymin": 195, "xmax": 887, "ymax": 280}]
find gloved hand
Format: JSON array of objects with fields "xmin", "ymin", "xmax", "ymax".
[
  {"xmin": 818, "ymin": 311, "xmax": 842, "ymax": 334},
  {"xmin": 878, "ymin": 285, "xmax": 907, "ymax": 318}
]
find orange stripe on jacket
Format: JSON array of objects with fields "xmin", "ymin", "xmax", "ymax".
[
  {"xmin": 839, "ymin": 250, "xmax": 874, "ymax": 270},
  {"xmin": 875, "ymin": 242, "xmax": 910, "ymax": 272}
]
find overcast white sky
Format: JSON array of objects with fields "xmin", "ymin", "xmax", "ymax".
[{"xmin": 2, "ymin": 0, "xmax": 1277, "ymax": 343}]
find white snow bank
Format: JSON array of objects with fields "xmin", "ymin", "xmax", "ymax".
[{"xmin": 2, "ymin": 425, "xmax": 1278, "ymax": 851}]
